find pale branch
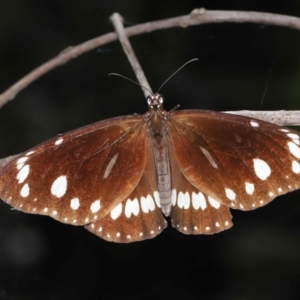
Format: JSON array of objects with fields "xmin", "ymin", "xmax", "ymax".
[
  {"xmin": 1, "ymin": 9, "xmax": 300, "ymax": 109},
  {"xmin": 110, "ymin": 13, "xmax": 152, "ymax": 98},
  {"xmin": 225, "ymin": 110, "xmax": 300, "ymax": 126}
]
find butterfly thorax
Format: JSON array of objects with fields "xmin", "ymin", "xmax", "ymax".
[{"xmin": 147, "ymin": 93, "xmax": 172, "ymax": 216}]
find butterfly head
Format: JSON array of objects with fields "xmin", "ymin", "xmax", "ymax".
[{"xmin": 147, "ymin": 93, "xmax": 164, "ymax": 111}]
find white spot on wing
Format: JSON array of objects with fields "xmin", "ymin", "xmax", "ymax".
[
  {"xmin": 26, "ymin": 151, "xmax": 35, "ymax": 155},
  {"xmin": 146, "ymin": 195, "xmax": 155, "ymax": 211},
  {"xmin": 192, "ymin": 192, "xmax": 200, "ymax": 210},
  {"xmin": 200, "ymin": 146, "xmax": 218, "ymax": 168},
  {"xmin": 110, "ymin": 203, "xmax": 122, "ymax": 220},
  {"xmin": 103, "ymin": 153, "xmax": 119, "ymax": 178},
  {"xmin": 171, "ymin": 189, "xmax": 177, "ymax": 206},
  {"xmin": 125, "ymin": 199, "xmax": 132, "ymax": 218},
  {"xmin": 16, "ymin": 165, "xmax": 30, "ymax": 184},
  {"xmin": 288, "ymin": 142, "xmax": 300, "ymax": 158},
  {"xmin": 70, "ymin": 198, "xmax": 80, "ymax": 210},
  {"xmin": 287, "ymin": 133, "xmax": 299, "ymax": 140},
  {"xmin": 177, "ymin": 192, "xmax": 184, "ymax": 208},
  {"xmin": 198, "ymin": 192, "xmax": 207, "ymax": 210},
  {"xmin": 253, "ymin": 158, "xmax": 271, "ymax": 180},
  {"xmin": 183, "ymin": 192, "xmax": 190, "ymax": 209},
  {"xmin": 293, "ymin": 139, "xmax": 300, "ymax": 145},
  {"xmin": 225, "ymin": 188, "xmax": 236, "ymax": 201},
  {"xmin": 51, "ymin": 175, "xmax": 67, "ymax": 198},
  {"xmin": 208, "ymin": 196, "xmax": 220, "ymax": 209},
  {"xmin": 20, "ymin": 183, "xmax": 30, "ymax": 197},
  {"xmin": 292, "ymin": 160, "xmax": 300, "ymax": 174},
  {"xmin": 280, "ymin": 129, "xmax": 289, "ymax": 132},
  {"xmin": 90, "ymin": 200, "xmax": 101, "ymax": 213},
  {"xmin": 153, "ymin": 191, "xmax": 161, "ymax": 208},
  {"xmin": 131, "ymin": 198, "xmax": 140, "ymax": 216},
  {"xmin": 16, "ymin": 156, "xmax": 28, "ymax": 170},
  {"xmin": 141, "ymin": 197, "xmax": 149, "ymax": 213},
  {"xmin": 245, "ymin": 182, "xmax": 255, "ymax": 195},
  {"xmin": 55, "ymin": 138, "xmax": 63, "ymax": 145},
  {"xmin": 250, "ymin": 121, "xmax": 259, "ymax": 127}
]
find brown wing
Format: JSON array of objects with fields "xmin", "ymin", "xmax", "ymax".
[
  {"xmin": 85, "ymin": 142, "xmax": 167, "ymax": 242},
  {"xmin": 169, "ymin": 145, "xmax": 233, "ymax": 234},
  {"xmin": 0, "ymin": 115, "xmax": 148, "ymax": 225},
  {"xmin": 168, "ymin": 110, "xmax": 300, "ymax": 211}
]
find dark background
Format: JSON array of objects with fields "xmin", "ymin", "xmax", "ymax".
[{"xmin": 1, "ymin": 1, "xmax": 300, "ymax": 299}]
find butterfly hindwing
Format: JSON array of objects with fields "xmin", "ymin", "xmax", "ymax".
[
  {"xmin": 169, "ymin": 146, "xmax": 233, "ymax": 234},
  {"xmin": 86, "ymin": 143, "xmax": 167, "ymax": 242}
]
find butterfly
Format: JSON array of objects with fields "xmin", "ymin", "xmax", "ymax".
[{"xmin": 1, "ymin": 68, "xmax": 300, "ymax": 243}]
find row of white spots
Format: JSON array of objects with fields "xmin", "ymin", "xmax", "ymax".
[
  {"xmin": 17, "ymin": 164, "xmax": 30, "ymax": 184},
  {"xmin": 90, "ymin": 223, "xmax": 163, "ymax": 240},
  {"xmin": 253, "ymin": 158, "xmax": 271, "ymax": 180},
  {"xmin": 171, "ymin": 189, "xmax": 221, "ymax": 211},
  {"xmin": 283, "ymin": 132, "xmax": 300, "ymax": 174},
  {"xmin": 16, "ymin": 156, "xmax": 28, "ymax": 170},
  {"xmin": 174, "ymin": 220, "xmax": 230, "ymax": 232},
  {"xmin": 16, "ymin": 151, "xmax": 35, "ymax": 172},
  {"xmin": 16, "ymin": 155, "xmax": 32, "ymax": 198},
  {"xmin": 110, "ymin": 194, "xmax": 157, "ymax": 220}
]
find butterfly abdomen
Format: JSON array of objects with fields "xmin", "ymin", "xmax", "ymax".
[{"xmin": 150, "ymin": 112, "xmax": 172, "ymax": 216}]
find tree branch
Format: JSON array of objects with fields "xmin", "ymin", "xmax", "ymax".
[
  {"xmin": 1, "ymin": 9, "xmax": 300, "ymax": 109},
  {"xmin": 110, "ymin": 13, "xmax": 152, "ymax": 98}
]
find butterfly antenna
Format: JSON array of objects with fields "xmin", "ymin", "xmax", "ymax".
[
  {"xmin": 109, "ymin": 73, "xmax": 152, "ymax": 94},
  {"xmin": 157, "ymin": 58, "xmax": 198, "ymax": 93}
]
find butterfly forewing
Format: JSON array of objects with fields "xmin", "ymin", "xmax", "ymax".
[
  {"xmin": 85, "ymin": 143, "xmax": 167, "ymax": 242},
  {"xmin": 0, "ymin": 115, "xmax": 148, "ymax": 225},
  {"xmin": 169, "ymin": 110, "xmax": 300, "ymax": 211}
]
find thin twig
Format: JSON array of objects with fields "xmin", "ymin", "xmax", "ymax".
[
  {"xmin": 225, "ymin": 110, "xmax": 300, "ymax": 126},
  {"xmin": 1, "ymin": 9, "xmax": 300, "ymax": 108},
  {"xmin": 110, "ymin": 13, "xmax": 152, "ymax": 98}
]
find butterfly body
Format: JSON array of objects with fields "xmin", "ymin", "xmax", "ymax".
[
  {"xmin": 147, "ymin": 93, "xmax": 172, "ymax": 216},
  {"xmin": 1, "ymin": 93, "xmax": 300, "ymax": 242}
]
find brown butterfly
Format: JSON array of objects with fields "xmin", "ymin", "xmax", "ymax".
[{"xmin": 1, "ymin": 63, "xmax": 300, "ymax": 243}]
